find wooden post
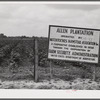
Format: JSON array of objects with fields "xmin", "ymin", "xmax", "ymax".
[
  {"xmin": 92, "ymin": 65, "xmax": 96, "ymax": 81},
  {"xmin": 34, "ymin": 38, "xmax": 38, "ymax": 82},
  {"xmin": 50, "ymin": 60, "xmax": 52, "ymax": 82}
]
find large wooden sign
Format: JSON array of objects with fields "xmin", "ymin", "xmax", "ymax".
[{"xmin": 48, "ymin": 25, "xmax": 100, "ymax": 63}]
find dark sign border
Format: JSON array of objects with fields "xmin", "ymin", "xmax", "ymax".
[{"xmin": 48, "ymin": 25, "xmax": 100, "ymax": 64}]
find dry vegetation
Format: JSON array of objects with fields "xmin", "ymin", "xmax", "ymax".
[{"xmin": 0, "ymin": 37, "xmax": 100, "ymax": 89}]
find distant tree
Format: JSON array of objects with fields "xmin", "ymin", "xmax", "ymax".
[
  {"xmin": 21, "ymin": 36, "xmax": 27, "ymax": 38},
  {"xmin": 21, "ymin": 36, "xmax": 30, "ymax": 38},
  {"xmin": 32, "ymin": 36, "xmax": 35, "ymax": 38},
  {"xmin": 0, "ymin": 33, "xmax": 7, "ymax": 38}
]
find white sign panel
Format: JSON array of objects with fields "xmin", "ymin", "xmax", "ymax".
[{"xmin": 48, "ymin": 25, "xmax": 100, "ymax": 63}]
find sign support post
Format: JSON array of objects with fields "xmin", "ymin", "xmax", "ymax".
[
  {"xmin": 50, "ymin": 60, "xmax": 52, "ymax": 79},
  {"xmin": 92, "ymin": 65, "xmax": 96, "ymax": 81},
  {"xmin": 34, "ymin": 38, "xmax": 38, "ymax": 82},
  {"xmin": 49, "ymin": 60, "xmax": 53, "ymax": 83}
]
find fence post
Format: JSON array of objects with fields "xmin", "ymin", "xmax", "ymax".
[
  {"xmin": 92, "ymin": 65, "xmax": 96, "ymax": 81},
  {"xmin": 49, "ymin": 60, "xmax": 53, "ymax": 83},
  {"xmin": 34, "ymin": 38, "xmax": 38, "ymax": 82}
]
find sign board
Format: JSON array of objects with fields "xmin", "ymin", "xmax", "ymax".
[{"xmin": 48, "ymin": 25, "xmax": 100, "ymax": 63}]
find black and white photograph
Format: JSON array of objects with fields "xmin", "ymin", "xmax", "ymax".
[{"xmin": 0, "ymin": 1, "xmax": 100, "ymax": 91}]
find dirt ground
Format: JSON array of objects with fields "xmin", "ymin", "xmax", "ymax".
[
  {"xmin": 0, "ymin": 64, "xmax": 100, "ymax": 90},
  {"xmin": 0, "ymin": 78, "xmax": 100, "ymax": 90}
]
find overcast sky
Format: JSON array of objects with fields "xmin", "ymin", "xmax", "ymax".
[{"xmin": 0, "ymin": 2, "xmax": 100, "ymax": 37}]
